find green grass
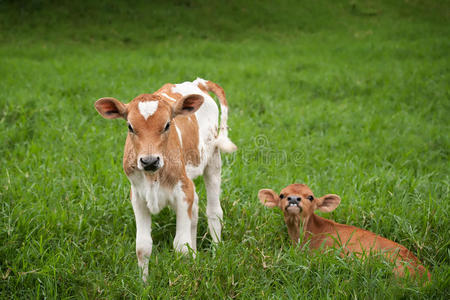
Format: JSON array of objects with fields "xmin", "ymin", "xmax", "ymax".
[{"xmin": 0, "ymin": 0, "xmax": 449, "ymax": 298}]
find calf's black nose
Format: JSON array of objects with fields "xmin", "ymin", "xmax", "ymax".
[
  {"xmin": 287, "ymin": 196, "xmax": 300, "ymax": 203},
  {"xmin": 140, "ymin": 156, "xmax": 160, "ymax": 171}
]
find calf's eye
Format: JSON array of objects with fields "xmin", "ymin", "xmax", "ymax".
[
  {"xmin": 279, "ymin": 194, "xmax": 284, "ymax": 199},
  {"xmin": 164, "ymin": 122, "xmax": 171, "ymax": 132},
  {"xmin": 307, "ymin": 195, "xmax": 314, "ymax": 201},
  {"xmin": 128, "ymin": 123, "xmax": 134, "ymax": 133}
]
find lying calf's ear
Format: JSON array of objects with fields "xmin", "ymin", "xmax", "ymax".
[
  {"xmin": 258, "ymin": 189, "xmax": 280, "ymax": 208},
  {"xmin": 95, "ymin": 97, "xmax": 127, "ymax": 119},
  {"xmin": 317, "ymin": 194, "xmax": 341, "ymax": 213},
  {"xmin": 173, "ymin": 94, "xmax": 204, "ymax": 117}
]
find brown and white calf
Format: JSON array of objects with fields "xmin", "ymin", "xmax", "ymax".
[
  {"xmin": 258, "ymin": 184, "xmax": 430, "ymax": 280},
  {"xmin": 95, "ymin": 78, "xmax": 237, "ymax": 281}
]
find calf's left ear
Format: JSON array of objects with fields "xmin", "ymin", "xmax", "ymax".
[
  {"xmin": 317, "ymin": 194, "xmax": 341, "ymax": 213},
  {"xmin": 258, "ymin": 189, "xmax": 280, "ymax": 208},
  {"xmin": 173, "ymin": 94, "xmax": 204, "ymax": 117},
  {"xmin": 95, "ymin": 97, "xmax": 127, "ymax": 119}
]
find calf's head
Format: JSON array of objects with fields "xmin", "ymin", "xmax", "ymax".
[
  {"xmin": 95, "ymin": 93, "xmax": 204, "ymax": 172},
  {"xmin": 258, "ymin": 184, "xmax": 341, "ymax": 242}
]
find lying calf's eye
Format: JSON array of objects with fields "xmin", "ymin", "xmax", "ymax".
[
  {"xmin": 164, "ymin": 122, "xmax": 171, "ymax": 132},
  {"xmin": 279, "ymin": 194, "xmax": 284, "ymax": 199},
  {"xmin": 128, "ymin": 123, "xmax": 134, "ymax": 133},
  {"xmin": 307, "ymin": 195, "xmax": 314, "ymax": 201}
]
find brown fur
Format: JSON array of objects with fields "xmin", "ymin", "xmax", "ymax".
[
  {"xmin": 204, "ymin": 81, "xmax": 228, "ymax": 106},
  {"xmin": 156, "ymin": 83, "xmax": 183, "ymax": 103},
  {"xmin": 173, "ymin": 115, "xmax": 200, "ymax": 166},
  {"xmin": 96, "ymin": 89, "xmax": 205, "ymax": 218},
  {"xmin": 259, "ymin": 183, "xmax": 431, "ymax": 281}
]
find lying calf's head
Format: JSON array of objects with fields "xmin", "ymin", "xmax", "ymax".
[
  {"xmin": 95, "ymin": 93, "xmax": 204, "ymax": 173},
  {"xmin": 259, "ymin": 183, "xmax": 341, "ymax": 218},
  {"xmin": 258, "ymin": 184, "xmax": 341, "ymax": 243}
]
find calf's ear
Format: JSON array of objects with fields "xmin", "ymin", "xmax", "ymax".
[
  {"xmin": 173, "ymin": 94, "xmax": 204, "ymax": 117},
  {"xmin": 317, "ymin": 194, "xmax": 341, "ymax": 213},
  {"xmin": 95, "ymin": 97, "xmax": 127, "ymax": 119},
  {"xmin": 258, "ymin": 189, "xmax": 280, "ymax": 208}
]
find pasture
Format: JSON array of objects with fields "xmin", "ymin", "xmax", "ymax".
[{"xmin": 0, "ymin": 0, "xmax": 449, "ymax": 298}]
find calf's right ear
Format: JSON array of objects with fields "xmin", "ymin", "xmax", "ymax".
[
  {"xmin": 317, "ymin": 194, "xmax": 341, "ymax": 213},
  {"xmin": 258, "ymin": 189, "xmax": 280, "ymax": 208},
  {"xmin": 95, "ymin": 97, "xmax": 127, "ymax": 119},
  {"xmin": 173, "ymin": 94, "xmax": 204, "ymax": 117}
]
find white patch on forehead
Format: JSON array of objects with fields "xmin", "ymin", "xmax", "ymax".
[
  {"xmin": 138, "ymin": 101, "xmax": 159, "ymax": 120},
  {"xmin": 172, "ymin": 81, "xmax": 209, "ymax": 98},
  {"xmin": 162, "ymin": 93, "xmax": 177, "ymax": 102}
]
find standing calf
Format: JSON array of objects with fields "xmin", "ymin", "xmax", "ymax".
[
  {"xmin": 95, "ymin": 78, "xmax": 237, "ymax": 281},
  {"xmin": 258, "ymin": 183, "xmax": 430, "ymax": 280}
]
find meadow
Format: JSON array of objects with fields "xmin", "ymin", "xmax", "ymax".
[{"xmin": 0, "ymin": 0, "xmax": 449, "ymax": 298}]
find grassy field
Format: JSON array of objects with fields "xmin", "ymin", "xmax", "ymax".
[{"xmin": 0, "ymin": 0, "xmax": 449, "ymax": 298}]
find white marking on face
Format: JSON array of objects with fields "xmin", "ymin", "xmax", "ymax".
[
  {"xmin": 138, "ymin": 101, "xmax": 159, "ymax": 120},
  {"xmin": 162, "ymin": 93, "xmax": 177, "ymax": 102}
]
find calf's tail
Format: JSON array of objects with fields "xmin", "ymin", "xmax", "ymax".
[{"xmin": 194, "ymin": 77, "xmax": 237, "ymax": 153}]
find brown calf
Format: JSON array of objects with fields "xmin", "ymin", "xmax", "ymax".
[{"xmin": 258, "ymin": 183, "xmax": 430, "ymax": 280}]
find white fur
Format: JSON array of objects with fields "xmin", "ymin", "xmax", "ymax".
[
  {"xmin": 190, "ymin": 191, "xmax": 199, "ymax": 251},
  {"xmin": 138, "ymin": 101, "xmax": 159, "ymax": 120},
  {"xmin": 172, "ymin": 81, "xmax": 209, "ymax": 99},
  {"xmin": 203, "ymin": 149, "xmax": 223, "ymax": 242},
  {"xmin": 129, "ymin": 172, "xmax": 174, "ymax": 215},
  {"xmin": 216, "ymin": 105, "xmax": 237, "ymax": 152},
  {"xmin": 216, "ymin": 135, "xmax": 237, "ymax": 153},
  {"xmin": 130, "ymin": 183, "xmax": 153, "ymax": 282},
  {"xmin": 193, "ymin": 77, "xmax": 208, "ymax": 87},
  {"xmin": 129, "ymin": 173, "xmax": 193, "ymax": 280}
]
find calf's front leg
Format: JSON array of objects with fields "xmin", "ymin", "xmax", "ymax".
[{"xmin": 131, "ymin": 188, "xmax": 153, "ymax": 282}]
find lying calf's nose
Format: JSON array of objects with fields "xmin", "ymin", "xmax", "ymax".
[
  {"xmin": 140, "ymin": 156, "xmax": 160, "ymax": 171},
  {"xmin": 287, "ymin": 196, "xmax": 300, "ymax": 203}
]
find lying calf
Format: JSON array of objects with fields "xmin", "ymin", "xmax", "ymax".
[{"xmin": 258, "ymin": 183, "xmax": 430, "ymax": 280}]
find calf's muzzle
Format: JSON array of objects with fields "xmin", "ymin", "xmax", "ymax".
[
  {"xmin": 140, "ymin": 155, "xmax": 161, "ymax": 172},
  {"xmin": 286, "ymin": 195, "xmax": 302, "ymax": 213}
]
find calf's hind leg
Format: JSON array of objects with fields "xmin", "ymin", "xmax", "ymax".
[
  {"xmin": 190, "ymin": 191, "xmax": 199, "ymax": 251},
  {"xmin": 204, "ymin": 149, "xmax": 223, "ymax": 243}
]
